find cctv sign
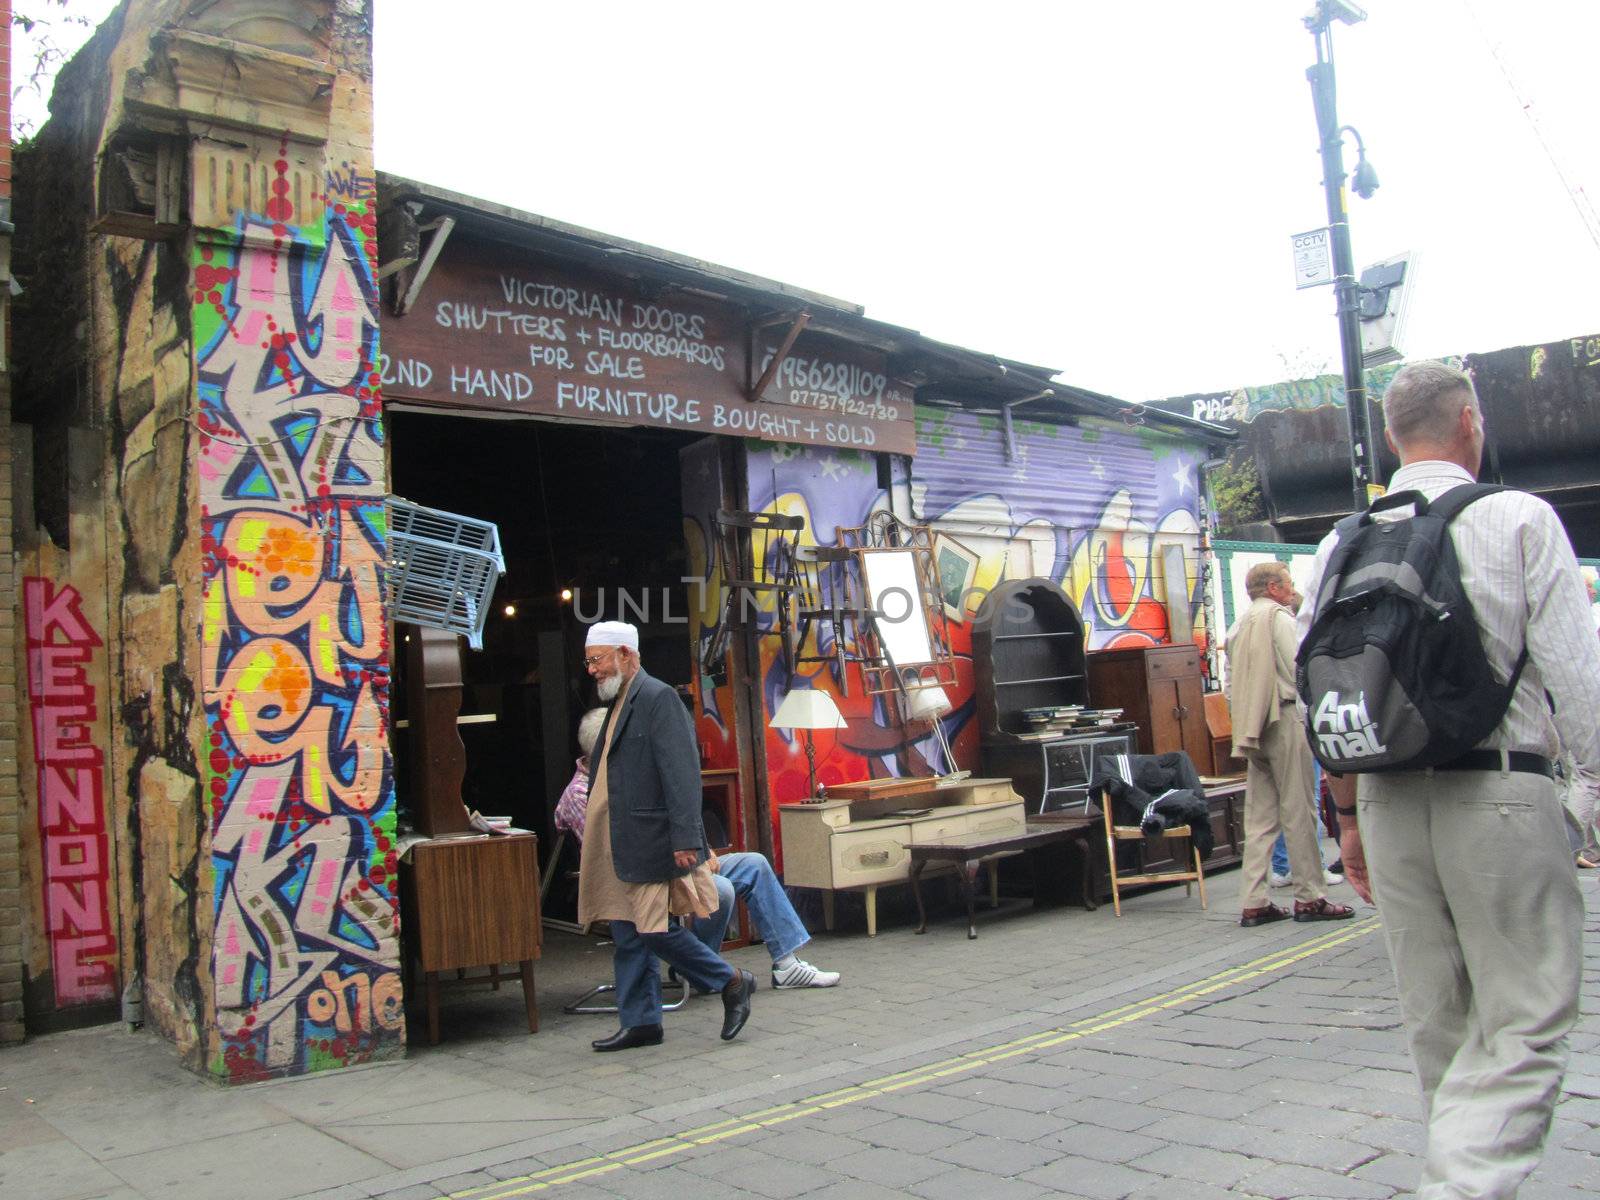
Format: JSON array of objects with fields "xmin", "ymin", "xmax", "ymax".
[{"xmin": 1291, "ymin": 227, "xmax": 1335, "ymax": 289}]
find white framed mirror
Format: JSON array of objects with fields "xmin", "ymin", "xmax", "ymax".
[{"xmin": 859, "ymin": 548, "xmax": 935, "ymax": 667}]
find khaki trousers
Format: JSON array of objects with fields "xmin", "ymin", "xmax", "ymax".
[
  {"xmin": 1360, "ymin": 768, "xmax": 1581, "ymax": 1200},
  {"xmin": 1240, "ymin": 705, "xmax": 1326, "ymax": 909}
]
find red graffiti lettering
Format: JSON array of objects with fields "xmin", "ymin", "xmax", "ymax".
[
  {"xmin": 24, "ymin": 579, "xmax": 103, "ymax": 648},
  {"xmin": 24, "ymin": 579, "xmax": 117, "ymax": 1007}
]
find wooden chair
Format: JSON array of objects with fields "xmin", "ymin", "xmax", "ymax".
[
  {"xmin": 1096, "ymin": 759, "xmax": 1208, "ymax": 918},
  {"xmin": 1202, "ymin": 691, "xmax": 1246, "ymax": 777}
]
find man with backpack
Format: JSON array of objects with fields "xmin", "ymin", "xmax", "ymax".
[{"xmin": 1296, "ymin": 360, "xmax": 1600, "ymax": 1198}]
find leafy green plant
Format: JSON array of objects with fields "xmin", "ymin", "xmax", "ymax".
[{"xmin": 1209, "ymin": 454, "xmax": 1266, "ymax": 535}]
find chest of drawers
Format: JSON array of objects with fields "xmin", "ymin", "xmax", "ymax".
[{"xmin": 779, "ymin": 777, "xmax": 1025, "ymax": 936}]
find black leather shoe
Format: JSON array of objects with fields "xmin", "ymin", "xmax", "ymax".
[
  {"xmin": 720, "ymin": 969, "xmax": 755, "ymax": 1041},
  {"xmin": 591, "ymin": 1024, "xmax": 663, "ymax": 1052}
]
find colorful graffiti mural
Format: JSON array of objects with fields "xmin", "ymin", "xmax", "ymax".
[
  {"xmin": 23, "ymin": 579, "xmax": 118, "ymax": 1007},
  {"xmin": 743, "ymin": 415, "xmax": 1211, "ymax": 858},
  {"xmin": 1151, "ymin": 361, "xmax": 1407, "ymax": 427},
  {"xmin": 744, "ymin": 444, "xmax": 952, "ymax": 849},
  {"xmin": 914, "ymin": 408, "xmax": 1206, "ymax": 651},
  {"xmin": 1061, "ymin": 490, "xmax": 1200, "ymax": 651},
  {"xmin": 679, "ymin": 439, "xmax": 738, "ymax": 777},
  {"xmin": 192, "ymin": 166, "xmax": 400, "ymax": 1079}
]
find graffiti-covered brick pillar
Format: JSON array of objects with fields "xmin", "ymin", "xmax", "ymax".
[
  {"xmin": 183, "ymin": 4, "xmax": 399, "ymax": 1080},
  {"xmin": 29, "ymin": 0, "xmax": 402, "ymax": 1079}
]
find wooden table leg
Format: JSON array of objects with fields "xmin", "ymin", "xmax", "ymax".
[
  {"xmin": 961, "ymin": 859, "xmax": 981, "ymax": 939},
  {"xmin": 1069, "ymin": 839, "xmax": 1099, "ymax": 911},
  {"xmin": 910, "ymin": 859, "xmax": 930, "ymax": 934},
  {"xmin": 425, "ymin": 971, "xmax": 441, "ymax": 1045},
  {"xmin": 865, "ymin": 886, "xmax": 878, "ymax": 938},
  {"xmin": 490, "ymin": 963, "xmax": 501, "ymax": 991},
  {"xmin": 519, "ymin": 959, "xmax": 539, "ymax": 1033},
  {"xmin": 822, "ymin": 890, "xmax": 835, "ymax": 932}
]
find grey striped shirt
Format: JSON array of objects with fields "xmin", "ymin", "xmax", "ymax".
[{"xmin": 1296, "ymin": 460, "xmax": 1600, "ymax": 807}]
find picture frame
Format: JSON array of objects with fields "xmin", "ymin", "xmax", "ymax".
[{"xmin": 932, "ymin": 534, "xmax": 980, "ymax": 624}]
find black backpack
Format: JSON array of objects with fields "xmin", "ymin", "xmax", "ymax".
[{"xmin": 1294, "ymin": 483, "xmax": 1526, "ymax": 774}]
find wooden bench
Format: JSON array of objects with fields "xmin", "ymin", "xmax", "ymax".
[{"xmin": 904, "ymin": 821, "xmax": 1099, "ymax": 939}]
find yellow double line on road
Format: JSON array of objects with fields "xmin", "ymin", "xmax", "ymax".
[{"xmin": 451, "ymin": 918, "xmax": 1380, "ymax": 1199}]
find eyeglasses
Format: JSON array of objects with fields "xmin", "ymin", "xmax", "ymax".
[{"xmin": 583, "ymin": 650, "xmax": 617, "ymax": 668}]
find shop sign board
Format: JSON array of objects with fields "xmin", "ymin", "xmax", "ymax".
[{"xmin": 380, "ymin": 236, "xmax": 917, "ymax": 455}]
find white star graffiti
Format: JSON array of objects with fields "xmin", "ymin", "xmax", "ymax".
[{"xmin": 1171, "ymin": 458, "xmax": 1193, "ymax": 495}]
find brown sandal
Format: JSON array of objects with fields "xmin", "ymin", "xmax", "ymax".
[
  {"xmin": 1240, "ymin": 903, "xmax": 1290, "ymax": 927},
  {"xmin": 1294, "ymin": 897, "xmax": 1355, "ymax": 922}
]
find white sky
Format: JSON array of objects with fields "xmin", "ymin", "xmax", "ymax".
[{"xmin": 20, "ymin": 1, "xmax": 1600, "ymax": 402}]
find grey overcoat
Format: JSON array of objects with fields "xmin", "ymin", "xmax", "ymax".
[{"xmin": 588, "ymin": 668, "xmax": 708, "ymax": 883}]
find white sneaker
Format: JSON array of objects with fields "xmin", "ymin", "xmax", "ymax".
[
  {"xmin": 771, "ymin": 959, "xmax": 840, "ymax": 989},
  {"xmin": 1269, "ymin": 871, "xmax": 1292, "ymax": 888},
  {"xmin": 1323, "ymin": 869, "xmax": 1344, "ymax": 886}
]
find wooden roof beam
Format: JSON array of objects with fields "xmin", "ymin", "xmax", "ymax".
[{"xmin": 746, "ymin": 310, "xmax": 811, "ymax": 402}]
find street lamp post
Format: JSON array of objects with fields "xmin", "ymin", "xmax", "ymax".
[{"xmin": 1305, "ymin": 1, "xmax": 1378, "ymax": 512}]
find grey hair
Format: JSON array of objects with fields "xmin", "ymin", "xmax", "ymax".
[
  {"xmin": 1382, "ymin": 361, "xmax": 1478, "ymax": 448},
  {"xmin": 577, "ymin": 707, "xmax": 608, "ymax": 757},
  {"xmin": 1244, "ymin": 560, "xmax": 1289, "ymax": 600}
]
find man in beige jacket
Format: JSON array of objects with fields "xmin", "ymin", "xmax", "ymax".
[{"xmin": 1227, "ymin": 561, "xmax": 1353, "ymax": 927}]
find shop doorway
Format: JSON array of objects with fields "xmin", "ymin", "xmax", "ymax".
[{"xmin": 387, "ymin": 411, "xmax": 705, "ymax": 919}]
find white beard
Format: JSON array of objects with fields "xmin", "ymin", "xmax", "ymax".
[{"xmin": 597, "ymin": 674, "xmax": 622, "ymax": 702}]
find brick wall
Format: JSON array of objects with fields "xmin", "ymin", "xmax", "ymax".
[
  {"xmin": 5, "ymin": 0, "xmax": 396, "ymax": 1071},
  {"xmin": 0, "ymin": 378, "xmax": 19, "ymax": 1045},
  {"xmin": 0, "ymin": 0, "xmax": 11, "ymax": 200},
  {"xmin": 0, "ymin": 0, "xmax": 24, "ymax": 1046}
]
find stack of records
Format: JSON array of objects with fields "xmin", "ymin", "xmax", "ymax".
[
  {"xmin": 1019, "ymin": 705, "xmax": 1083, "ymax": 733},
  {"xmin": 1076, "ymin": 707, "xmax": 1125, "ymax": 728},
  {"xmin": 1016, "ymin": 705, "xmax": 1124, "ymax": 737}
]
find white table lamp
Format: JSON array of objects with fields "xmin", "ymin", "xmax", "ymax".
[
  {"xmin": 904, "ymin": 685, "xmax": 970, "ymax": 783},
  {"xmin": 770, "ymin": 689, "xmax": 847, "ymax": 799}
]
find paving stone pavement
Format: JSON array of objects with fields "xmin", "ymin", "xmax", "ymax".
[{"xmin": 1, "ymin": 852, "xmax": 1597, "ymax": 1200}]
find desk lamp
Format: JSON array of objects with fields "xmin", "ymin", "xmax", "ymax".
[
  {"xmin": 905, "ymin": 685, "xmax": 970, "ymax": 783},
  {"xmin": 770, "ymin": 689, "xmax": 846, "ymax": 799}
]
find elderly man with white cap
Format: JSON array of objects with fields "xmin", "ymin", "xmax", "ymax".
[{"xmin": 577, "ymin": 621, "xmax": 756, "ymax": 1050}]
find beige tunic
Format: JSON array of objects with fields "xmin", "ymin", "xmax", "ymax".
[{"xmin": 576, "ymin": 675, "xmax": 719, "ymax": 933}]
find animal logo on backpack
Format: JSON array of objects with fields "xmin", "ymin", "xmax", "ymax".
[{"xmin": 1295, "ymin": 483, "xmax": 1526, "ymax": 774}]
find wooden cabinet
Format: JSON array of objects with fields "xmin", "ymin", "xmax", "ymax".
[
  {"xmin": 1087, "ymin": 645, "xmax": 1209, "ymax": 767},
  {"xmin": 779, "ymin": 777, "xmax": 1025, "ymax": 936},
  {"xmin": 1201, "ymin": 691, "xmax": 1246, "ymax": 777},
  {"xmin": 400, "ymin": 831, "xmax": 541, "ymax": 1044},
  {"xmin": 972, "ymin": 579, "xmax": 1089, "ymax": 737},
  {"xmin": 984, "ymin": 728, "xmax": 1136, "ymax": 815}
]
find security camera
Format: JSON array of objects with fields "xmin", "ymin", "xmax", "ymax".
[{"xmin": 1305, "ymin": 0, "xmax": 1367, "ymax": 30}]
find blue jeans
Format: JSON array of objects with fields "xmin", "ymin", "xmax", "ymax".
[
  {"xmin": 1273, "ymin": 764, "xmax": 1327, "ymax": 874},
  {"xmin": 611, "ymin": 920, "xmax": 733, "ymax": 1029},
  {"xmin": 692, "ymin": 852, "xmax": 811, "ymax": 963}
]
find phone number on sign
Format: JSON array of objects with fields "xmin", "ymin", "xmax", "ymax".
[{"xmin": 783, "ymin": 390, "xmax": 902, "ymax": 421}]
